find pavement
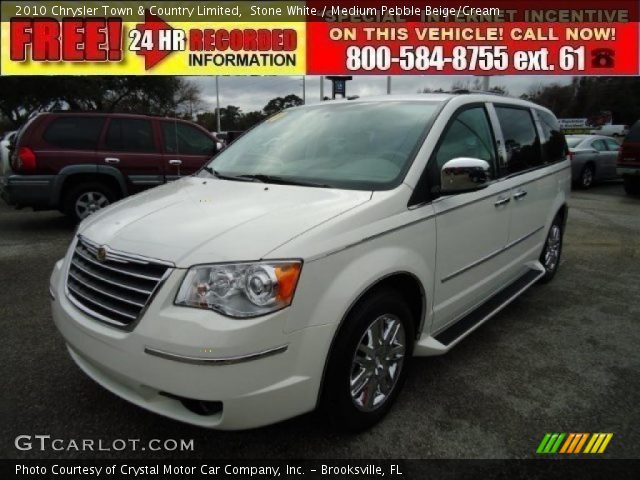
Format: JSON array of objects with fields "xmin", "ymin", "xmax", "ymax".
[{"xmin": 1, "ymin": 181, "xmax": 639, "ymax": 459}]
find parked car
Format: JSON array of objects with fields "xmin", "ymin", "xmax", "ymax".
[
  {"xmin": 0, "ymin": 130, "xmax": 17, "ymax": 176},
  {"xmin": 566, "ymin": 135, "xmax": 620, "ymax": 188},
  {"xmin": 0, "ymin": 112, "xmax": 218, "ymax": 221},
  {"xmin": 618, "ymin": 120, "xmax": 640, "ymax": 195},
  {"xmin": 589, "ymin": 124, "xmax": 629, "ymax": 137},
  {"xmin": 50, "ymin": 94, "xmax": 570, "ymax": 431}
]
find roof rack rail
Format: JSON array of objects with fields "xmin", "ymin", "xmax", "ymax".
[{"xmin": 450, "ymin": 89, "xmax": 506, "ymax": 96}]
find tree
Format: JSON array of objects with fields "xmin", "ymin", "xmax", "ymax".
[
  {"xmin": 263, "ymin": 94, "xmax": 303, "ymax": 116},
  {"xmin": 0, "ymin": 76, "xmax": 202, "ymax": 128}
]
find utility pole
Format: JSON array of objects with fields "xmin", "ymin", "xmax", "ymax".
[
  {"xmin": 302, "ymin": 76, "xmax": 306, "ymax": 104},
  {"xmin": 215, "ymin": 76, "xmax": 221, "ymax": 133},
  {"xmin": 387, "ymin": 76, "xmax": 392, "ymax": 94},
  {"xmin": 320, "ymin": 76, "xmax": 324, "ymax": 100},
  {"xmin": 482, "ymin": 76, "xmax": 490, "ymax": 92}
]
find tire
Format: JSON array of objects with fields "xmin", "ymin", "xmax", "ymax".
[
  {"xmin": 538, "ymin": 215, "xmax": 564, "ymax": 284},
  {"xmin": 321, "ymin": 288, "xmax": 414, "ymax": 432},
  {"xmin": 63, "ymin": 182, "xmax": 117, "ymax": 223},
  {"xmin": 623, "ymin": 176, "xmax": 640, "ymax": 196},
  {"xmin": 578, "ymin": 164, "xmax": 595, "ymax": 189}
]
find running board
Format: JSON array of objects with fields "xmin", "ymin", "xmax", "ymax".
[{"xmin": 414, "ymin": 263, "xmax": 545, "ymax": 356}]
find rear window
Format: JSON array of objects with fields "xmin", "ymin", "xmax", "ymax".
[
  {"xmin": 105, "ymin": 118, "xmax": 156, "ymax": 152},
  {"xmin": 566, "ymin": 137, "xmax": 583, "ymax": 148},
  {"xmin": 495, "ymin": 106, "xmax": 541, "ymax": 174},
  {"xmin": 626, "ymin": 121, "xmax": 640, "ymax": 142},
  {"xmin": 536, "ymin": 109, "xmax": 566, "ymax": 164},
  {"xmin": 43, "ymin": 116, "xmax": 105, "ymax": 150}
]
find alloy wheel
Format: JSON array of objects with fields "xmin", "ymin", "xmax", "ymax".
[
  {"xmin": 350, "ymin": 314, "xmax": 406, "ymax": 412},
  {"xmin": 544, "ymin": 224, "xmax": 562, "ymax": 272},
  {"xmin": 75, "ymin": 191, "xmax": 109, "ymax": 219}
]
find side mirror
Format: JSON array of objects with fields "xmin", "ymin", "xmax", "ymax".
[{"xmin": 441, "ymin": 157, "xmax": 491, "ymax": 194}]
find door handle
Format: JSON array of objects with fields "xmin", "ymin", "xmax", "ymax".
[
  {"xmin": 104, "ymin": 157, "xmax": 120, "ymax": 164},
  {"xmin": 494, "ymin": 196, "xmax": 511, "ymax": 207},
  {"xmin": 513, "ymin": 190, "xmax": 528, "ymax": 201},
  {"xmin": 168, "ymin": 159, "xmax": 182, "ymax": 166}
]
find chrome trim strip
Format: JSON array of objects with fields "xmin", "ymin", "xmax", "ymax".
[
  {"xmin": 144, "ymin": 345, "xmax": 289, "ymax": 366},
  {"xmin": 70, "ymin": 259, "xmax": 154, "ymax": 295},
  {"xmin": 67, "ymin": 284, "xmax": 137, "ymax": 320},
  {"xmin": 75, "ymin": 247, "xmax": 164, "ymax": 281},
  {"xmin": 79, "ymin": 236, "xmax": 175, "ymax": 267},
  {"xmin": 68, "ymin": 270, "xmax": 146, "ymax": 308},
  {"xmin": 441, "ymin": 226, "xmax": 545, "ymax": 283}
]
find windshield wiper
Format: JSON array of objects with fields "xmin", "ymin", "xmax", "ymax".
[
  {"xmin": 234, "ymin": 174, "xmax": 331, "ymax": 188},
  {"xmin": 202, "ymin": 167, "xmax": 254, "ymax": 182}
]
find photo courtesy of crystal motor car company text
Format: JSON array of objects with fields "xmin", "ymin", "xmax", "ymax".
[{"xmin": 1, "ymin": 0, "xmax": 639, "ymax": 475}]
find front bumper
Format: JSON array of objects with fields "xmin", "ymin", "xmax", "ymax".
[
  {"xmin": 50, "ymin": 259, "xmax": 336, "ymax": 430},
  {"xmin": 0, "ymin": 174, "xmax": 54, "ymax": 208}
]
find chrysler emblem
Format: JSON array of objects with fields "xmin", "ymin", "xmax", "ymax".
[{"xmin": 96, "ymin": 247, "xmax": 107, "ymax": 262}]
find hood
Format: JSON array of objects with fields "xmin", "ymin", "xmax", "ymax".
[{"xmin": 79, "ymin": 177, "xmax": 372, "ymax": 267}]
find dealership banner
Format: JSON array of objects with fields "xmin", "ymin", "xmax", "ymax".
[{"xmin": 0, "ymin": 0, "xmax": 638, "ymax": 75}]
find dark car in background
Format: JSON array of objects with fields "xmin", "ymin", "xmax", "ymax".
[
  {"xmin": 618, "ymin": 120, "xmax": 640, "ymax": 195},
  {"xmin": 0, "ymin": 112, "xmax": 218, "ymax": 221}
]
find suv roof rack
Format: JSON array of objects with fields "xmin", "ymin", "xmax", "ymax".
[{"xmin": 450, "ymin": 89, "xmax": 506, "ymax": 96}]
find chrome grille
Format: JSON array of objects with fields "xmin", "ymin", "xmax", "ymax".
[{"xmin": 66, "ymin": 237, "xmax": 172, "ymax": 328}]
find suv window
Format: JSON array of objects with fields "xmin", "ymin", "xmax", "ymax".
[
  {"xmin": 495, "ymin": 107, "xmax": 541, "ymax": 174},
  {"xmin": 626, "ymin": 121, "xmax": 640, "ymax": 142},
  {"xmin": 536, "ymin": 110, "xmax": 566, "ymax": 164},
  {"xmin": 105, "ymin": 118, "xmax": 156, "ymax": 152},
  {"xmin": 433, "ymin": 106, "xmax": 497, "ymax": 176},
  {"xmin": 162, "ymin": 122, "xmax": 215, "ymax": 156},
  {"xmin": 43, "ymin": 116, "xmax": 105, "ymax": 150}
]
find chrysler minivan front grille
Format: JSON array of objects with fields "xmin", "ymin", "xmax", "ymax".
[{"xmin": 66, "ymin": 237, "xmax": 172, "ymax": 328}]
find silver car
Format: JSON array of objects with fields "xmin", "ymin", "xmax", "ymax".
[{"xmin": 567, "ymin": 135, "xmax": 620, "ymax": 188}]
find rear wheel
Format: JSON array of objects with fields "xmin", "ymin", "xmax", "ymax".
[
  {"xmin": 322, "ymin": 289, "xmax": 414, "ymax": 432},
  {"xmin": 538, "ymin": 215, "xmax": 564, "ymax": 284},
  {"xmin": 579, "ymin": 164, "xmax": 595, "ymax": 189},
  {"xmin": 63, "ymin": 182, "xmax": 116, "ymax": 223},
  {"xmin": 623, "ymin": 176, "xmax": 640, "ymax": 196}
]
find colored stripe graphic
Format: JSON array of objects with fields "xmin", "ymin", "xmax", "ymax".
[{"xmin": 539, "ymin": 433, "xmax": 613, "ymax": 454}]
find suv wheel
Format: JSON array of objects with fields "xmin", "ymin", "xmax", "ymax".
[
  {"xmin": 623, "ymin": 176, "xmax": 640, "ymax": 196},
  {"xmin": 63, "ymin": 183, "xmax": 116, "ymax": 222},
  {"xmin": 579, "ymin": 164, "xmax": 595, "ymax": 189},
  {"xmin": 322, "ymin": 289, "xmax": 414, "ymax": 431},
  {"xmin": 538, "ymin": 215, "xmax": 564, "ymax": 283}
]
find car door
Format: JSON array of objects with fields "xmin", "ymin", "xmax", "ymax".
[
  {"xmin": 589, "ymin": 138, "xmax": 611, "ymax": 180},
  {"xmin": 491, "ymin": 106, "xmax": 561, "ymax": 275},
  {"xmin": 603, "ymin": 138, "xmax": 621, "ymax": 178},
  {"xmin": 431, "ymin": 104, "xmax": 511, "ymax": 331},
  {"xmin": 160, "ymin": 120, "xmax": 217, "ymax": 180},
  {"xmin": 99, "ymin": 117, "xmax": 164, "ymax": 194}
]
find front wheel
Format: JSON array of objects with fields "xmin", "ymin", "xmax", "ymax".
[
  {"xmin": 538, "ymin": 215, "xmax": 564, "ymax": 284},
  {"xmin": 578, "ymin": 164, "xmax": 595, "ymax": 189},
  {"xmin": 321, "ymin": 289, "xmax": 414, "ymax": 432},
  {"xmin": 63, "ymin": 183, "xmax": 116, "ymax": 223}
]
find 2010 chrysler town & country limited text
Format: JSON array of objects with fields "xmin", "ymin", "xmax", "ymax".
[{"xmin": 51, "ymin": 94, "xmax": 570, "ymax": 431}]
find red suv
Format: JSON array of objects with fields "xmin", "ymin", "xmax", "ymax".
[
  {"xmin": 0, "ymin": 112, "xmax": 218, "ymax": 221},
  {"xmin": 618, "ymin": 119, "xmax": 640, "ymax": 195}
]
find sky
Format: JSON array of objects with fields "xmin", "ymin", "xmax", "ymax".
[{"xmin": 189, "ymin": 75, "xmax": 573, "ymax": 113}]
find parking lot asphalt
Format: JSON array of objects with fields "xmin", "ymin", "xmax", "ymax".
[{"xmin": 1, "ymin": 182, "xmax": 639, "ymax": 460}]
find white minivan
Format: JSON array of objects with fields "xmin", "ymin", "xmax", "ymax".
[{"xmin": 50, "ymin": 94, "xmax": 570, "ymax": 431}]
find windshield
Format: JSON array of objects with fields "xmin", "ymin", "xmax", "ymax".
[
  {"xmin": 566, "ymin": 137, "xmax": 584, "ymax": 148},
  {"xmin": 203, "ymin": 101, "xmax": 441, "ymax": 190}
]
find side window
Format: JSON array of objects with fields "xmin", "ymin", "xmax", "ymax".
[
  {"xmin": 604, "ymin": 138, "xmax": 621, "ymax": 151},
  {"xmin": 591, "ymin": 139, "xmax": 608, "ymax": 152},
  {"xmin": 43, "ymin": 117, "xmax": 105, "ymax": 149},
  {"xmin": 105, "ymin": 118, "xmax": 155, "ymax": 152},
  {"xmin": 536, "ymin": 110, "xmax": 566, "ymax": 164},
  {"xmin": 433, "ymin": 107, "xmax": 497, "ymax": 175},
  {"xmin": 495, "ymin": 107, "xmax": 541, "ymax": 174},
  {"xmin": 162, "ymin": 122, "xmax": 216, "ymax": 156}
]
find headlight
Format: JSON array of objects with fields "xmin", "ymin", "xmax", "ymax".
[{"xmin": 175, "ymin": 261, "xmax": 302, "ymax": 318}]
